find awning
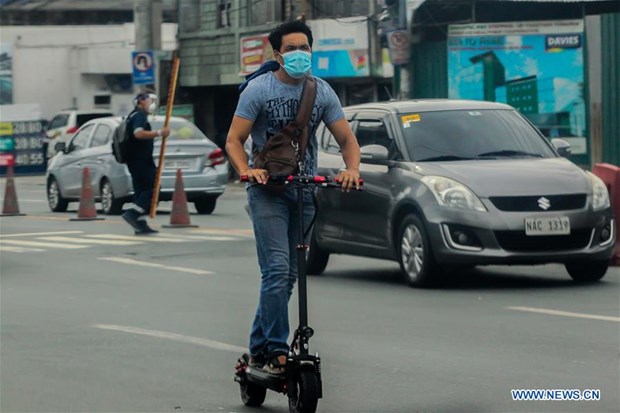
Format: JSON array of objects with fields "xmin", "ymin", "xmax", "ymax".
[{"xmin": 412, "ymin": 0, "xmax": 620, "ymax": 28}]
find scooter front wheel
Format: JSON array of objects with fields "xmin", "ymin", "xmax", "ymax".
[{"xmin": 288, "ymin": 370, "xmax": 319, "ymax": 413}]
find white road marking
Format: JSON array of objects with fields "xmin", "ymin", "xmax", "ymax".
[
  {"xmin": 506, "ymin": 306, "xmax": 620, "ymax": 323},
  {"xmin": 93, "ymin": 324, "xmax": 246, "ymax": 353},
  {"xmin": 19, "ymin": 199, "xmax": 49, "ymax": 203},
  {"xmin": 37, "ymin": 236, "xmax": 141, "ymax": 246},
  {"xmin": 0, "ymin": 239, "xmax": 88, "ymax": 249},
  {"xmin": 98, "ymin": 256, "xmax": 212, "ymax": 275},
  {"xmin": 0, "ymin": 245, "xmax": 45, "ymax": 253},
  {"xmin": 157, "ymin": 234, "xmax": 238, "ymax": 241},
  {"xmin": 189, "ymin": 228, "xmax": 254, "ymax": 238},
  {"xmin": 0, "ymin": 230, "xmax": 83, "ymax": 238},
  {"xmin": 86, "ymin": 234, "xmax": 187, "ymax": 243}
]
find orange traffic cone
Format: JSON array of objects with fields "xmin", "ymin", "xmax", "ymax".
[
  {"xmin": 1, "ymin": 165, "xmax": 26, "ymax": 217},
  {"xmin": 163, "ymin": 169, "xmax": 198, "ymax": 228},
  {"xmin": 70, "ymin": 167, "xmax": 104, "ymax": 221}
]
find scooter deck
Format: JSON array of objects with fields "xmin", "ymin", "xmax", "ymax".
[
  {"xmin": 235, "ymin": 355, "xmax": 287, "ymax": 393},
  {"xmin": 244, "ymin": 366, "xmax": 286, "ymax": 392}
]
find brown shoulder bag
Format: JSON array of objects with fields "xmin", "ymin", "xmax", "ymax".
[{"xmin": 252, "ymin": 76, "xmax": 317, "ymax": 193}]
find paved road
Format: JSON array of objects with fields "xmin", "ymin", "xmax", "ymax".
[{"xmin": 1, "ymin": 176, "xmax": 619, "ymax": 413}]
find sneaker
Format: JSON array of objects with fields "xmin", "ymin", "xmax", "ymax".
[
  {"xmin": 264, "ymin": 354, "xmax": 287, "ymax": 375},
  {"xmin": 135, "ymin": 220, "xmax": 159, "ymax": 235},
  {"xmin": 248, "ymin": 354, "xmax": 265, "ymax": 369},
  {"xmin": 122, "ymin": 210, "xmax": 141, "ymax": 231}
]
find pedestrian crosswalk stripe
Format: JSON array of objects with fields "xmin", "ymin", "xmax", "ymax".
[
  {"xmin": 37, "ymin": 236, "xmax": 142, "ymax": 246},
  {"xmin": 189, "ymin": 228, "xmax": 254, "ymax": 237},
  {"xmin": 85, "ymin": 234, "xmax": 188, "ymax": 243},
  {"xmin": 98, "ymin": 257, "xmax": 212, "ymax": 275},
  {"xmin": 0, "ymin": 230, "xmax": 84, "ymax": 238},
  {"xmin": 154, "ymin": 234, "xmax": 238, "ymax": 241},
  {"xmin": 0, "ymin": 245, "xmax": 45, "ymax": 253},
  {"xmin": 0, "ymin": 239, "xmax": 89, "ymax": 249},
  {"xmin": 0, "ymin": 231, "xmax": 246, "ymax": 253}
]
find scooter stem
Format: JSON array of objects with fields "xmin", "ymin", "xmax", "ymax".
[{"xmin": 296, "ymin": 180, "xmax": 309, "ymax": 356}]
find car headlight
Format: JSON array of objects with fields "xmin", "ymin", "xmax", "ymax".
[
  {"xmin": 587, "ymin": 172, "xmax": 610, "ymax": 211},
  {"xmin": 421, "ymin": 176, "xmax": 487, "ymax": 212}
]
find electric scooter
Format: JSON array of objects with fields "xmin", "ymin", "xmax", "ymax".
[{"xmin": 235, "ymin": 174, "xmax": 362, "ymax": 413}]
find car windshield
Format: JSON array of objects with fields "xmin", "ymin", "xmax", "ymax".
[
  {"xmin": 400, "ymin": 109, "xmax": 556, "ymax": 162},
  {"xmin": 150, "ymin": 119, "xmax": 207, "ymax": 140}
]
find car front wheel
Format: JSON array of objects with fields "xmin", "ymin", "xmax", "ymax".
[
  {"xmin": 398, "ymin": 214, "xmax": 442, "ymax": 288},
  {"xmin": 194, "ymin": 197, "xmax": 217, "ymax": 214},
  {"xmin": 100, "ymin": 179, "xmax": 124, "ymax": 215},
  {"xmin": 47, "ymin": 177, "xmax": 68, "ymax": 212},
  {"xmin": 565, "ymin": 260, "xmax": 609, "ymax": 283}
]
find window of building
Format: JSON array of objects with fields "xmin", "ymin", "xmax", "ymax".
[
  {"xmin": 94, "ymin": 95, "xmax": 111, "ymax": 106},
  {"xmin": 310, "ymin": 1, "xmax": 369, "ymax": 18},
  {"xmin": 248, "ymin": 0, "xmax": 283, "ymax": 25},
  {"xmin": 180, "ymin": 0, "xmax": 201, "ymax": 32},
  {"xmin": 218, "ymin": 0, "xmax": 232, "ymax": 28}
]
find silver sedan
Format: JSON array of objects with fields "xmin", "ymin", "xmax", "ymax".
[{"xmin": 46, "ymin": 116, "xmax": 228, "ymax": 215}]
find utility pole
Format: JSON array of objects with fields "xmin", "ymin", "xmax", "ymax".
[
  {"xmin": 398, "ymin": 0, "xmax": 409, "ymax": 99},
  {"xmin": 133, "ymin": 0, "xmax": 162, "ymax": 93},
  {"xmin": 385, "ymin": 0, "xmax": 410, "ymax": 99}
]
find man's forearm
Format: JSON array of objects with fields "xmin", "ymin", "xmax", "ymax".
[
  {"xmin": 341, "ymin": 140, "xmax": 361, "ymax": 171},
  {"xmin": 225, "ymin": 139, "xmax": 250, "ymax": 174},
  {"xmin": 135, "ymin": 130, "xmax": 160, "ymax": 140}
]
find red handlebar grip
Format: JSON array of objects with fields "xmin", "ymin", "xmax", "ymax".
[{"xmin": 240, "ymin": 175, "xmax": 249, "ymax": 182}]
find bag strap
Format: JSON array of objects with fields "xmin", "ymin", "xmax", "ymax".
[
  {"xmin": 294, "ymin": 76, "xmax": 317, "ymax": 165},
  {"xmin": 295, "ymin": 76, "xmax": 317, "ymax": 126}
]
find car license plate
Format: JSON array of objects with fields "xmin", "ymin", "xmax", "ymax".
[
  {"xmin": 164, "ymin": 159, "xmax": 191, "ymax": 170},
  {"xmin": 525, "ymin": 216, "xmax": 570, "ymax": 236}
]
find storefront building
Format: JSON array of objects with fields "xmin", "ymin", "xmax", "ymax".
[{"xmin": 407, "ymin": 0, "xmax": 620, "ymax": 167}]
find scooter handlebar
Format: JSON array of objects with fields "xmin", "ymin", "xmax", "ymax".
[{"xmin": 239, "ymin": 174, "xmax": 364, "ymax": 189}]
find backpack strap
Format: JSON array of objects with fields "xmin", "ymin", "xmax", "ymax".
[{"xmin": 294, "ymin": 76, "xmax": 317, "ymax": 165}]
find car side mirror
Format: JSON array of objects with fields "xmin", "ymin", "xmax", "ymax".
[
  {"xmin": 55, "ymin": 142, "xmax": 67, "ymax": 154},
  {"xmin": 360, "ymin": 144, "xmax": 389, "ymax": 164},
  {"xmin": 552, "ymin": 138, "xmax": 572, "ymax": 158}
]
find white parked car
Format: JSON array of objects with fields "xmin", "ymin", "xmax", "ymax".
[
  {"xmin": 46, "ymin": 116, "xmax": 228, "ymax": 215},
  {"xmin": 45, "ymin": 109, "xmax": 113, "ymax": 159}
]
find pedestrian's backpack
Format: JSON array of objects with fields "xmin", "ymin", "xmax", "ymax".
[
  {"xmin": 112, "ymin": 111, "xmax": 136, "ymax": 164},
  {"xmin": 252, "ymin": 76, "xmax": 317, "ymax": 193}
]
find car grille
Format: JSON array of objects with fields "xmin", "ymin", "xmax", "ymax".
[
  {"xmin": 489, "ymin": 194, "xmax": 587, "ymax": 212},
  {"xmin": 494, "ymin": 229, "xmax": 592, "ymax": 252}
]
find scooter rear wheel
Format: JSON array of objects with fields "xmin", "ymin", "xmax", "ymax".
[
  {"xmin": 288, "ymin": 370, "xmax": 319, "ymax": 413},
  {"xmin": 240, "ymin": 379, "xmax": 267, "ymax": 407}
]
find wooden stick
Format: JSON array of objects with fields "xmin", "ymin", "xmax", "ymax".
[{"xmin": 150, "ymin": 52, "xmax": 180, "ymax": 218}]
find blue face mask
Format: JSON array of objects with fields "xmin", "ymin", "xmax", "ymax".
[{"xmin": 280, "ymin": 50, "xmax": 312, "ymax": 79}]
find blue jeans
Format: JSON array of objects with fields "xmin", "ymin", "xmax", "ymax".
[{"xmin": 247, "ymin": 185, "xmax": 315, "ymax": 357}]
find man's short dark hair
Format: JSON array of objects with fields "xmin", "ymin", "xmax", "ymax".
[{"xmin": 268, "ymin": 20, "xmax": 313, "ymax": 52}]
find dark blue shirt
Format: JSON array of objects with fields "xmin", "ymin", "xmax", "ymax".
[{"xmin": 127, "ymin": 109, "xmax": 154, "ymax": 164}]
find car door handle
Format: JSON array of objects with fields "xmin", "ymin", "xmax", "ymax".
[{"xmin": 97, "ymin": 158, "xmax": 104, "ymax": 163}]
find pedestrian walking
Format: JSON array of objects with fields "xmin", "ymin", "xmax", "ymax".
[{"xmin": 122, "ymin": 92, "xmax": 170, "ymax": 235}]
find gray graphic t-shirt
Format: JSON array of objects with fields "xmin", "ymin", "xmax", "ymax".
[{"xmin": 234, "ymin": 72, "xmax": 344, "ymax": 175}]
